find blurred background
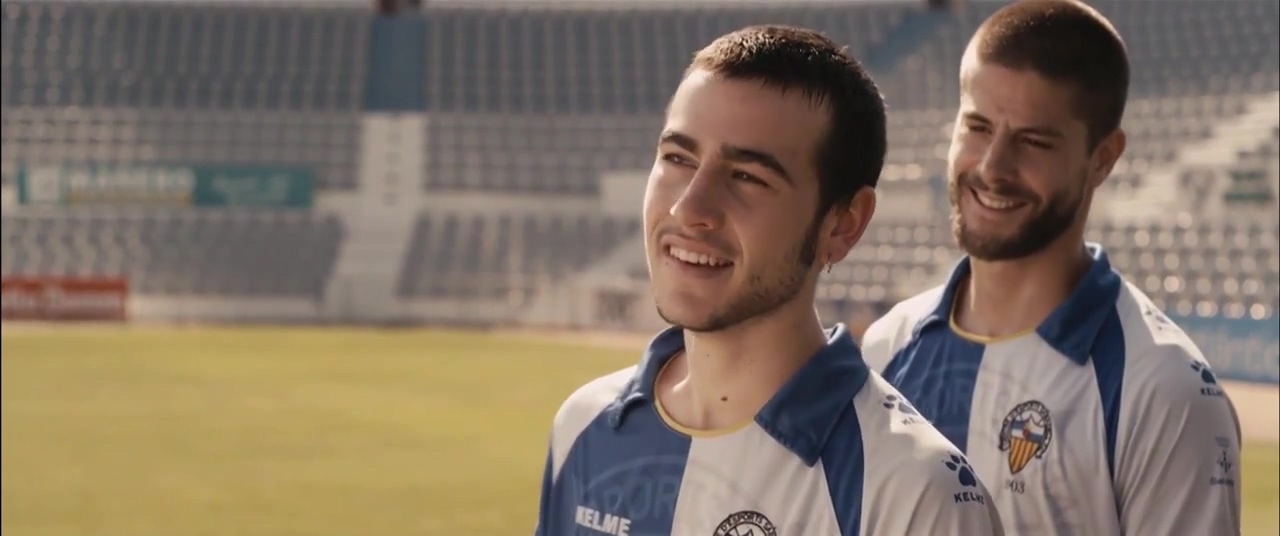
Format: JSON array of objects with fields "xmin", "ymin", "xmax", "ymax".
[{"xmin": 0, "ymin": 0, "xmax": 1276, "ymax": 535}]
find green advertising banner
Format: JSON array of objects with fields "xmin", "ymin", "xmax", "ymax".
[{"xmin": 15, "ymin": 164, "xmax": 314, "ymax": 208}]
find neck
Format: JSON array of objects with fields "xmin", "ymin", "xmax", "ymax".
[
  {"xmin": 957, "ymin": 238, "xmax": 1093, "ymax": 339},
  {"xmin": 661, "ymin": 298, "xmax": 829, "ymax": 432}
]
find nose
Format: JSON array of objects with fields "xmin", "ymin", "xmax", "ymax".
[
  {"xmin": 975, "ymin": 136, "xmax": 1018, "ymax": 186},
  {"xmin": 669, "ymin": 168, "xmax": 724, "ymax": 231}
]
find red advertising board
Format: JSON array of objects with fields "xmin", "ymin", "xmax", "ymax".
[{"xmin": 1, "ymin": 277, "xmax": 129, "ymax": 321}]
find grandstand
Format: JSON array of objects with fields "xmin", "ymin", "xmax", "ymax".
[{"xmin": 1, "ymin": 0, "xmax": 1276, "ymax": 383}]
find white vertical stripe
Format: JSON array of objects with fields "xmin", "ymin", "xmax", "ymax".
[
  {"xmin": 857, "ymin": 374, "xmax": 987, "ymax": 535},
  {"xmin": 856, "ymin": 378, "xmax": 914, "ymax": 535},
  {"xmin": 969, "ymin": 338, "xmax": 1120, "ymax": 536},
  {"xmin": 670, "ymin": 425, "xmax": 841, "ymax": 536}
]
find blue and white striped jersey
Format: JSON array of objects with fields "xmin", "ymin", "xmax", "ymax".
[
  {"xmin": 534, "ymin": 324, "xmax": 1004, "ymax": 536},
  {"xmin": 862, "ymin": 244, "xmax": 1243, "ymax": 536}
]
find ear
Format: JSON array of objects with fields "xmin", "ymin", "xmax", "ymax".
[
  {"xmin": 822, "ymin": 187, "xmax": 877, "ymax": 265},
  {"xmin": 1088, "ymin": 127, "xmax": 1127, "ymax": 189}
]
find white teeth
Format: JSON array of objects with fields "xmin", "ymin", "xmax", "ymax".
[
  {"xmin": 975, "ymin": 191, "xmax": 1019, "ymax": 210},
  {"xmin": 669, "ymin": 246, "xmax": 730, "ymax": 267}
]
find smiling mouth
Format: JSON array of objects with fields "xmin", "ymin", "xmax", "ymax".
[
  {"xmin": 971, "ymin": 187, "xmax": 1028, "ymax": 211},
  {"xmin": 666, "ymin": 246, "xmax": 733, "ymax": 268}
]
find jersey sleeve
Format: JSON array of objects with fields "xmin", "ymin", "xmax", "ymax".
[
  {"xmin": 1114, "ymin": 348, "xmax": 1243, "ymax": 536},
  {"xmin": 859, "ymin": 289, "xmax": 944, "ymax": 372},
  {"xmin": 532, "ymin": 368, "xmax": 634, "ymax": 536},
  {"xmin": 860, "ymin": 314, "xmax": 903, "ymax": 372}
]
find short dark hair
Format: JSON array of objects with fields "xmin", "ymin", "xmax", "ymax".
[
  {"xmin": 686, "ymin": 25, "xmax": 887, "ymax": 215},
  {"xmin": 971, "ymin": 0, "xmax": 1129, "ymax": 150}
]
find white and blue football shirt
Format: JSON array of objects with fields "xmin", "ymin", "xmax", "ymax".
[
  {"xmin": 861, "ymin": 244, "xmax": 1243, "ymax": 536},
  {"xmin": 534, "ymin": 324, "xmax": 1004, "ymax": 536}
]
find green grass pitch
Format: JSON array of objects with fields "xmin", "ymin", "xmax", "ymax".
[{"xmin": 2, "ymin": 326, "xmax": 1277, "ymax": 536}]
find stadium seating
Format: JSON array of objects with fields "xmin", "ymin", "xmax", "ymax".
[
  {"xmin": 0, "ymin": 107, "xmax": 362, "ymax": 190},
  {"xmin": 1, "ymin": 0, "xmax": 1276, "ymax": 332},
  {"xmin": 1222, "ymin": 126, "xmax": 1280, "ymax": 206},
  {"xmin": 397, "ymin": 211, "xmax": 640, "ymax": 300},
  {"xmin": 0, "ymin": 2, "xmax": 367, "ymax": 190},
  {"xmin": 419, "ymin": 4, "xmax": 910, "ymax": 114},
  {"xmin": 0, "ymin": 2, "xmax": 368, "ymax": 111},
  {"xmin": 1, "ymin": 210, "xmax": 344, "ymax": 298},
  {"xmin": 880, "ymin": 94, "xmax": 1249, "ymax": 194},
  {"xmin": 415, "ymin": 3, "xmax": 914, "ymax": 195},
  {"xmin": 826, "ymin": 217, "xmax": 960, "ymax": 302},
  {"xmin": 1097, "ymin": 219, "xmax": 1280, "ymax": 314},
  {"xmin": 874, "ymin": 0, "xmax": 1279, "ymax": 109},
  {"xmin": 413, "ymin": 0, "xmax": 1278, "ymax": 201},
  {"xmin": 423, "ymin": 113, "xmax": 661, "ymax": 195}
]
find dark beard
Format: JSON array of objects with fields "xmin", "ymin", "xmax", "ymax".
[
  {"xmin": 949, "ymin": 172, "xmax": 1082, "ymax": 261},
  {"xmin": 658, "ymin": 214, "xmax": 822, "ymax": 333}
]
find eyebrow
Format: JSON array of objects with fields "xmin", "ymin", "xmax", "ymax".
[
  {"xmin": 659, "ymin": 129, "xmax": 794, "ymax": 184},
  {"xmin": 961, "ymin": 112, "xmax": 1065, "ymax": 139}
]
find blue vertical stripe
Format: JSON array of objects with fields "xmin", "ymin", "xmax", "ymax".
[
  {"xmin": 1090, "ymin": 307, "xmax": 1127, "ymax": 483},
  {"xmin": 548, "ymin": 406, "xmax": 692, "ymax": 536},
  {"xmin": 820, "ymin": 405, "xmax": 866, "ymax": 535},
  {"xmin": 882, "ymin": 331, "xmax": 987, "ymax": 453}
]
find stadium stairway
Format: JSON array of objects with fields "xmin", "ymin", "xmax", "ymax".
[
  {"xmin": 515, "ymin": 230, "xmax": 651, "ymax": 328},
  {"xmin": 1176, "ymin": 92, "xmax": 1280, "ymax": 217},
  {"xmin": 513, "ymin": 171, "xmax": 658, "ymax": 330},
  {"xmin": 324, "ymin": 115, "xmax": 425, "ymax": 322},
  {"xmin": 1099, "ymin": 91, "xmax": 1280, "ymax": 222}
]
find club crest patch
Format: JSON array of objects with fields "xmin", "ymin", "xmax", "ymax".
[
  {"xmin": 998, "ymin": 400, "xmax": 1054, "ymax": 475},
  {"xmin": 714, "ymin": 510, "xmax": 777, "ymax": 536}
]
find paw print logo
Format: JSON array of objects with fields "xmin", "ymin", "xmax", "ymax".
[
  {"xmin": 1143, "ymin": 303, "xmax": 1175, "ymax": 330},
  {"xmin": 1190, "ymin": 361, "xmax": 1217, "ymax": 385},
  {"xmin": 882, "ymin": 394, "xmax": 920, "ymax": 416},
  {"xmin": 944, "ymin": 454, "xmax": 978, "ymax": 488}
]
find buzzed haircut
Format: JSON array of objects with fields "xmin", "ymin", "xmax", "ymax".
[
  {"xmin": 971, "ymin": 0, "xmax": 1130, "ymax": 150},
  {"xmin": 687, "ymin": 25, "xmax": 887, "ymax": 216}
]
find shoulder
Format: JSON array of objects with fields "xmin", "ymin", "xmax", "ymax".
[
  {"xmin": 861, "ymin": 285, "xmax": 947, "ymax": 369},
  {"xmin": 864, "ymin": 285, "xmax": 947, "ymax": 341},
  {"xmin": 1111, "ymin": 283, "xmax": 1239, "ymax": 436},
  {"xmin": 1112, "ymin": 282, "xmax": 1218, "ymax": 397},
  {"xmin": 849, "ymin": 375, "xmax": 997, "ymax": 520},
  {"xmin": 850, "ymin": 373, "xmax": 973, "ymax": 481},
  {"xmin": 541, "ymin": 366, "xmax": 639, "ymax": 488},
  {"xmin": 548, "ymin": 366, "xmax": 638, "ymax": 453}
]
